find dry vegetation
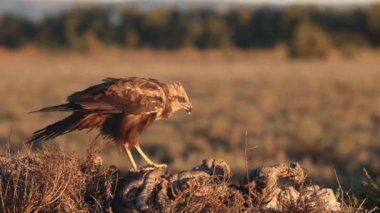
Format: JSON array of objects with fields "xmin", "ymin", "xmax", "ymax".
[
  {"xmin": 0, "ymin": 47, "xmax": 379, "ymax": 191},
  {"xmin": 0, "ymin": 144, "xmax": 350, "ymax": 212},
  {"xmin": 0, "ymin": 145, "xmax": 118, "ymax": 212}
]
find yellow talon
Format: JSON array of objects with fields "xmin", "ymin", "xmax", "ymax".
[
  {"xmin": 150, "ymin": 163, "xmax": 167, "ymax": 168},
  {"xmin": 135, "ymin": 146, "xmax": 167, "ymax": 168}
]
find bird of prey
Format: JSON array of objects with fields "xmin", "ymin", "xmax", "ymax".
[{"xmin": 28, "ymin": 77, "xmax": 192, "ymax": 170}]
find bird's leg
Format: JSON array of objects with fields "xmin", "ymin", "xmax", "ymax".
[
  {"xmin": 124, "ymin": 145, "xmax": 138, "ymax": 170},
  {"xmin": 135, "ymin": 146, "xmax": 167, "ymax": 168}
]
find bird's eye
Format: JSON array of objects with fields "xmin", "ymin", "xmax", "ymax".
[{"xmin": 178, "ymin": 97, "xmax": 186, "ymax": 102}]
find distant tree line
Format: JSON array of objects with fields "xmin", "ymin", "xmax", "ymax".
[{"xmin": 1, "ymin": 5, "xmax": 380, "ymax": 57}]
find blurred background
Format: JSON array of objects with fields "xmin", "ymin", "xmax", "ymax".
[{"xmin": 1, "ymin": 0, "xmax": 380, "ymax": 190}]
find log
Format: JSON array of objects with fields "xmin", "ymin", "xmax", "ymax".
[{"xmin": 112, "ymin": 159, "xmax": 341, "ymax": 212}]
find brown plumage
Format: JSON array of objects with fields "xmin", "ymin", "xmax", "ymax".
[{"xmin": 28, "ymin": 77, "xmax": 192, "ymax": 169}]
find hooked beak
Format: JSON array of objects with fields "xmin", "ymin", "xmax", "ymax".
[{"xmin": 183, "ymin": 103, "xmax": 192, "ymax": 115}]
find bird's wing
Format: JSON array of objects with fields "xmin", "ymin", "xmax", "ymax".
[{"xmin": 67, "ymin": 77, "xmax": 166, "ymax": 114}]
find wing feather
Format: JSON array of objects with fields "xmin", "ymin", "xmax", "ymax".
[{"xmin": 67, "ymin": 77, "xmax": 166, "ymax": 114}]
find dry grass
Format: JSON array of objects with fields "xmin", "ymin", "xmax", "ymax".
[
  {"xmin": 0, "ymin": 143, "xmax": 118, "ymax": 212},
  {"xmin": 0, "ymin": 47, "xmax": 379, "ymax": 187},
  {"xmin": 167, "ymin": 178, "xmax": 254, "ymax": 212}
]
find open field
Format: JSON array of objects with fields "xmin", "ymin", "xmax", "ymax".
[{"xmin": 0, "ymin": 48, "xmax": 379, "ymax": 188}]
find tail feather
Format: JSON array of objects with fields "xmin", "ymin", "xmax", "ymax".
[
  {"xmin": 27, "ymin": 113, "xmax": 84, "ymax": 144},
  {"xmin": 29, "ymin": 103, "xmax": 81, "ymax": 113}
]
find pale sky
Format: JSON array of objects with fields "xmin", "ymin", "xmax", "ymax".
[
  {"xmin": 1, "ymin": 0, "xmax": 380, "ymax": 21},
  {"xmin": 19, "ymin": 0, "xmax": 380, "ymax": 4}
]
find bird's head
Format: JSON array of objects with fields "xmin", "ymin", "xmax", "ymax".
[{"xmin": 168, "ymin": 81, "xmax": 192, "ymax": 114}]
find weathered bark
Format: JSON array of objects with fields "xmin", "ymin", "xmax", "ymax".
[{"xmin": 111, "ymin": 160, "xmax": 341, "ymax": 212}]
